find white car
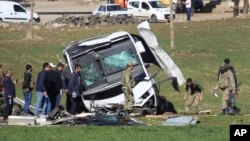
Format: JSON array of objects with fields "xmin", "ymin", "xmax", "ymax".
[
  {"xmin": 92, "ymin": 4, "xmax": 129, "ymax": 16},
  {"xmin": 127, "ymin": 0, "xmax": 175, "ymax": 22},
  {"xmin": 0, "ymin": 1, "xmax": 40, "ymax": 23}
]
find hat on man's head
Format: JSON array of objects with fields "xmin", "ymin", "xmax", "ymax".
[{"xmin": 49, "ymin": 63, "xmax": 56, "ymax": 68}]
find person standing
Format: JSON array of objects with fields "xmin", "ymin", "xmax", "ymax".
[
  {"xmin": 224, "ymin": 59, "xmax": 240, "ymax": 114},
  {"xmin": 34, "ymin": 63, "xmax": 50, "ymax": 116},
  {"xmin": 184, "ymin": 78, "xmax": 204, "ymax": 114},
  {"xmin": 213, "ymin": 63, "xmax": 236, "ymax": 115},
  {"xmin": 45, "ymin": 63, "xmax": 62, "ymax": 111},
  {"xmin": 68, "ymin": 64, "xmax": 83, "ymax": 115},
  {"xmin": 121, "ymin": 62, "xmax": 135, "ymax": 114},
  {"xmin": 55, "ymin": 63, "xmax": 66, "ymax": 107},
  {"xmin": 184, "ymin": 0, "xmax": 192, "ymax": 21},
  {"xmin": 0, "ymin": 64, "xmax": 4, "ymax": 95},
  {"xmin": 3, "ymin": 69, "xmax": 16, "ymax": 120},
  {"xmin": 22, "ymin": 64, "xmax": 34, "ymax": 115}
]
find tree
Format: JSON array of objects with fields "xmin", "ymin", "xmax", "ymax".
[
  {"xmin": 243, "ymin": 0, "xmax": 249, "ymax": 14},
  {"xmin": 26, "ymin": 0, "xmax": 34, "ymax": 39},
  {"xmin": 233, "ymin": 0, "xmax": 240, "ymax": 17},
  {"xmin": 169, "ymin": 0, "xmax": 175, "ymax": 50}
]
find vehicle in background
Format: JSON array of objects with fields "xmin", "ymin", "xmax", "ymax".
[
  {"xmin": 192, "ymin": 0, "xmax": 203, "ymax": 11},
  {"xmin": 108, "ymin": 0, "xmax": 128, "ymax": 8},
  {"xmin": 127, "ymin": 0, "xmax": 175, "ymax": 22},
  {"xmin": 160, "ymin": 0, "xmax": 178, "ymax": 11},
  {"xmin": 0, "ymin": 1, "xmax": 40, "ymax": 23},
  {"xmin": 176, "ymin": 0, "xmax": 204, "ymax": 12},
  {"xmin": 92, "ymin": 4, "xmax": 129, "ymax": 16}
]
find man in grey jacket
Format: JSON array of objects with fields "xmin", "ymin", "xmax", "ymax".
[{"xmin": 68, "ymin": 64, "xmax": 83, "ymax": 115}]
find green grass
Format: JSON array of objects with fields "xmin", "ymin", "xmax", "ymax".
[
  {"xmin": 0, "ymin": 125, "xmax": 229, "ymax": 141},
  {"xmin": 1, "ymin": 18, "xmax": 250, "ymax": 140}
]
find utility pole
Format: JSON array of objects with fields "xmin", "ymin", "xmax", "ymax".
[
  {"xmin": 28, "ymin": 0, "xmax": 34, "ymax": 39},
  {"xmin": 169, "ymin": 0, "xmax": 175, "ymax": 50}
]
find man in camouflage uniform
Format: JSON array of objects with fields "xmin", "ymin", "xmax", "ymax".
[
  {"xmin": 121, "ymin": 62, "xmax": 135, "ymax": 113},
  {"xmin": 214, "ymin": 63, "xmax": 237, "ymax": 115},
  {"xmin": 184, "ymin": 78, "xmax": 204, "ymax": 114}
]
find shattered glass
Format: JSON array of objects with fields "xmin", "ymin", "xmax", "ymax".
[
  {"xmin": 82, "ymin": 63, "xmax": 101, "ymax": 86},
  {"xmin": 102, "ymin": 49, "xmax": 138, "ymax": 75}
]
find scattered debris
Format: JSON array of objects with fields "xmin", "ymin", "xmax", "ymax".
[
  {"xmin": 161, "ymin": 115, "xmax": 198, "ymax": 126},
  {"xmin": 14, "ymin": 97, "xmax": 35, "ymax": 113},
  {"xmin": 199, "ymin": 110, "xmax": 211, "ymax": 115},
  {"xmin": 35, "ymin": 117, "xmax": 47, "ymax": 125},
  {"xmin": 8, "ymin": 116, "xmax": 36, "ymax": 126}
]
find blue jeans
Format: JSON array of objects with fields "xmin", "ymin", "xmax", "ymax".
[
  {"xmin": 34, "ymin": 91, "xmax": 44, "ymax": 116},
  {"xmin": 42, "ymin": 96, "xmax": 51, "ymax": 115},
  {"xmin": 186, "ymin": 7, "xmax": 192, "ymax": 21},
  {"xmin": 23, "ymin": 89, "xmax": 32, "ymax": 114}
]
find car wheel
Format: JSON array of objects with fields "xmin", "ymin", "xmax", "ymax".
[
  {"xmin": 151, "ymin": 15, "xmax": 158, "ymax": 23},
  {"xmin": 33, "ymin": 18, "xmax": 40, "ymax": 23},
  {"xmin": 0, "ymin": 18, "xmax": 3, "ymax": 23}
]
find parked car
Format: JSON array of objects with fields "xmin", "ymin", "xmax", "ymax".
[
  {"xmin": 92, "ymin": 4, "xmax": 129, "ymax": 16},
  {"xmin": 0, "ymin": 1, "xmax": 40, "ymax": 23},
  {"xmin": 127, "ymin": 0, "xmax": 175, "ymax": 23}
]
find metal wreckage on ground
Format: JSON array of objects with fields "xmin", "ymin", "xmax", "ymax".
[{"xmin": 1, "ymin": 21, "xmax": 185, "ymax": 126}]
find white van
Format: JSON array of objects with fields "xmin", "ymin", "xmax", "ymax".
[
  {"xmin": 0, "ymin": 1, "xmax": 40, "ymax": 23},
  {"xmin": 127, "ymin": 0, "xmax": 175, "ymax": 22}
]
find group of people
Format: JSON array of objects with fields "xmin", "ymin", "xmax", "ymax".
[
  {"xmin": 184, "ymin": 58, "xmax": 240, "ymax": 115},
  {"xmin": 0, "ymin": 62, "xmax": 84, "ymax": 120},
  {"xmin": 0, "ymin": 57, "xmax": 240, "ymax": 120}
]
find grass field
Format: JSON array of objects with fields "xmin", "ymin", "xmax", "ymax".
[{"xmin": 1, "ymin": 18, "xmax": 250, "ymax": 140}]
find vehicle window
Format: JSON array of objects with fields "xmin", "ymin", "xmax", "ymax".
[
  {"xmin": 103, "ymin": 6, "xmax": 107, "ymax": 12},
  {"xmin": 102, "ymin": 49, "xmax": 138, "ymax": 75},
  {"xmin": 129, "ymin": 2, "xmax": 139, "ymax": 8},
  {"xmin": 148, "ymin": 1, "xmax": 166, "ymax": 8},
  {"xmin": 81, "ymin": 63, "xmax": 102, "ymax": 87},
  {"xmin": 14, "ymin": 5, "xmax": 26, "ymax": 12},
  {"xmin": 98, "ymin": 6, "xmax": 103, "ymax": 11},
  {"xmin": 142, "ymin": 2, "xmax": 150, "ymax": 10},
  {"xmin": 107, "ymin": 5, "xmax": 124, "ymax": 11}
]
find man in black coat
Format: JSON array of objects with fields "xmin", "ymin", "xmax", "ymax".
[
  {"xmin": 46, "ymin": 63, "xmax": 62, "ymax": 111},
  {"xmin": 68, "ymin": 64, "xmax": 83, "ymax": 115},
  {"xmin": 3, "ymin": 69, "xmax": 15, "ymax": 120},
  {"xmin": 22, "ymin": 64, "xmax": 33, "ymax": 114}
]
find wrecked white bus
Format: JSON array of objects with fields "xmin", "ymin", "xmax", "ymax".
[{"xmin": 63, "ymin": 21, "xmax": 185, "ymax": 115}]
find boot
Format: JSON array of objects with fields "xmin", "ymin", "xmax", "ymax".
[
  {"xmin": 228, "ymin": 108, "xmax": 236, "ymax": 115},
  {"xmin": 231, "ymin": 106, "xmax": 240, "ymax": 115},
  {"xmin": 124, "ymin": 109, "xmax": 131, "ymax": 121}
]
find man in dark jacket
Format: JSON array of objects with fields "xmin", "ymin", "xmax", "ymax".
[
  {"xmin": 34, "ymin": 63, "xmax": 50, "ymax": 116},
  {"xmin": 55, "ymin": 63, "xmax": 66, "ymax": 107},
  {"xmin": 0, "ymin": 63, "xmax": 4, "ymax": 94},
  {"xmin": 68, "ymin": 64, "xmax": 83, "ymax": 115},
  {"xmin": 3, "ymin": 69, "xmax": 15, "ymax": 120},
  {"xmin": 45, "ymin": 63, "xmax": 62, "ymax": 111},
  {"xmin": 22, "ymin": 64, "xmax": 33, "ymax": 114}
]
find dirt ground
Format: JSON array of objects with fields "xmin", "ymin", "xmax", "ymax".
[{"xmin": 28, "ymin": 0, "xmax": 242, "ymax": 23}]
